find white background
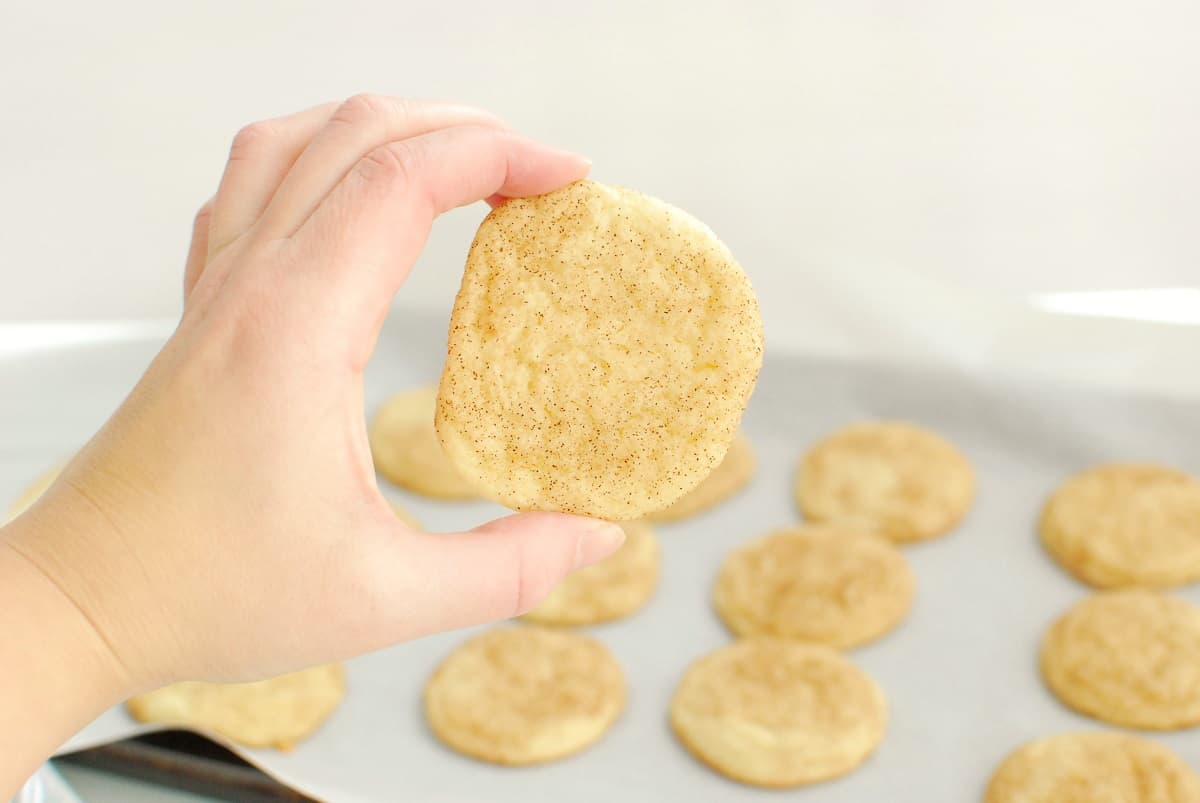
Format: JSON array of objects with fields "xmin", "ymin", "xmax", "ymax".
[{"xmin": 2, "ymin": 0, "xmax": 1199, "ymax": 341}]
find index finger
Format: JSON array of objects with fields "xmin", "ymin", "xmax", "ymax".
[{"xmin": 290, "ymin": 125, "xmax": 590, "ymax": 359}]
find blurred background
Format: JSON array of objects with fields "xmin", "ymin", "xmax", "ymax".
[{"xmin": 2, "ymin": 0, "xmax": 1198, "ymax": 353}]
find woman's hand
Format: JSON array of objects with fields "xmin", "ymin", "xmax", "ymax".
[{"xmin": 2, "ymin": 95, "xmax": 625, "ymax": 702}]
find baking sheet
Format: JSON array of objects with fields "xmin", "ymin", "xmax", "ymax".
[{"xmin": 3, "ymin": 309, "xmax": 1199, "ymax": 803}]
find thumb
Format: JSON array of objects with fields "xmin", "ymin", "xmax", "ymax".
[{"xmin": 375, "ymin": 512, "xmax": 625, "ymax": 639}]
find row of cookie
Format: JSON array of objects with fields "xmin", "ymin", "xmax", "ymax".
[
  {"xmin": 978, "ymin": 590, "xmax": 1200, "ymax": 802},
  {"xmin": 14, "ymin": 420, "xmax": 1195, "ymax": 787},
  {"xmin": 997, "ymin": 464, "xmax": 1200, "ymax": 802},
  {"xmin": 371, "ymin": 414, "xmax": 957, "ymax": 783},
  {"xmin": 421, "ymin": 529, "xmax": 914, "ymax": 782},
  {"xmin": 1041, "ymin": 555, "xmax": 1200, "ymax": 730},
  {"xmin": 792, "ymin": 427, "xmax": 1200, "ymax": 799},
  {"xmin": 793, "ymin": 437, "xmax": 1200, "ymax": 726},
  {"xmin": 105, "ymin": 440, "xmax": 1200, "ymax": 789},
  {"xmin": 792, "ymin": 429, "xmax": 1200, "ymax": 732},
  {"xmin": 986, "ymin": 462, "xmax": 1200, "ymax": 801},
  {"xmin": 1032, "ymin": 463, "xmax": 1200, "ymax": 735},
  {"xmin": 670, "ymin": 423, "xmax": 974, "ymax": 787},
  {"xmin": 11, "ymin": 482, "xmax": 1200, "ymax": 796},
  {"xmin": 681, "ymin": 425, "xmax": 1200, "ymax": 794},
  {"xmin": 415, "ymin": 422, "xmax": 966, "ymax": 788}
]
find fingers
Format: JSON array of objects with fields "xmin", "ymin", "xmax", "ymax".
[
  {"xmin": 373, "ymin": 513, "xmax": 624, "ymax": 638},
  {"xmin": 206, "ymin": 102, "xmax": 339, "ymax": 259},
  {"xmin": 182, "ymin": 198, "xmax": 213, "ymax": 301},
  {"xmin": 258, "ymin": 95, "xmax": 508, "ymax": 238},
  {"xmin": 292, "ymin": 125, "xmax": 589, "ymax": 349}
]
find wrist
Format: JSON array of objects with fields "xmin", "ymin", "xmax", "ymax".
[
  {"xmin": 0, "ymin": 533, "xmax": 134, "ymax": 696},
  {"xmin": 0, "ymin": 522, "xmax": 134, "ymax": 795},
  {"xmin": 4, "ymin": 466, "xmax": 180, "ymax": 692}
]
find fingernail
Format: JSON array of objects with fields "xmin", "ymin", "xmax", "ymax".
[{"xmin": 574, "ymin": 520, "xmax": 625, "ymax": 569}]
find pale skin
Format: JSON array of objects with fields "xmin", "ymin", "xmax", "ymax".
[{"xmin": 0, "ymin": 95, "xmax": 626, "ymax": 796}]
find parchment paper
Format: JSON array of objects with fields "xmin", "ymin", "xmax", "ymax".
[{"xmin": 2, "ymin": 306, "xmax": 1198, "ymax": 803}]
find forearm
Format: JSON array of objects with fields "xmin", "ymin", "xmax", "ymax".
[{"xmin": 0, "ymin": 522, "xmax": 130, "ymax": 798}]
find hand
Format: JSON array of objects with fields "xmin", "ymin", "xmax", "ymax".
[{"xmin": 2, "ymin": 95, "xmax": 625, "ymax": 697}]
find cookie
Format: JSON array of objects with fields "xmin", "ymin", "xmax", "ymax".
[
  {"xmin": 370, "ymin": 386, "xmax": 478, "ymax": 500},
  {"xmin": 648, "ymin": 431, "xmax": 755, "ymax": 522},
  {"xmin": 436, "ymin": 180, "xmax": 764, "ymax": 521},
  {"xmin": 523, "ymin": 522, "xmax": 659, "ymax": 626},
  {"xmin": 985, "ymin": 731, "xmax": 1200, "ymax": 803},
  {"xmin": 424, "ymin": 625, "xmax": 625, "ymax": 765},
  {"xmin": 125, "ymin": 664, "xmax": 345, "ymax": 750},
  {"xmin": 795, "ymin": 421, "xmax": 974, "ymax": 543},
  {"xmin": 6, "ymin": 464, "xmax": 63, "ymax": 523},
  {"xmin": 714, "ymin": 526, "xmax": 914, "ymax": 648},
  {"xmin": 1040, "ymin": 463, "xmax": 1200, "ymax": 589},
  {"xmin": 1040, "ymin": 591, "xmax": 1200, "ymax": 730},
  {"xmin": 669, "ymin": 638, "xmax": 886, "ymax": 788}
]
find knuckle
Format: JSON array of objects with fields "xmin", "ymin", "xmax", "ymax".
[
  {"xmin": 508, "ymin": 548, "xmax": 558, "ymax": 617},
  {"xmin": 356, "ymin": 140, "xmax": 420, "ymax": 186},
  {"xmin": 228, "ymin": 120, "xmax": 276, "ymax": 159},
  {"xmin": 333, "ymin": 92, "xmax": 393, "ymax": 125},
  {"xmin": 192, "ymin": 201, "xmax": 213, "ymax": 232}
]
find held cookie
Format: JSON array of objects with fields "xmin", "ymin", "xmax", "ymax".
[
  {"xmin": 524, "ymin": 522, "xmax": 659, "ymax": 626},
  {"xmin": 669, "ymin": 638, "xmax": 886, "ymax": 788},
  {"xmin": 985, "ymin": 731, "xmax": 1200, "ymax": 803},
  {"xmin": 648, "ymin": 431, "xmax": 755, "ymax": 522},
  {"xmin": 795, "ymin": 422, "xmax": 974, "ymax": 544},
  {"xmin": 714, "ymin": 526, "xmax": 914, "ymax": 649},
  {"xmin": 6, "ymin": 464, "xmax": 63, "ymax": 523},
  {"xmin": 1040, "ymin": 463, "xmax": 1200, "ymax": 589},
  {"xmin": 370, "ymin": 386, "xmax": 478, "ymax": 500},
  {"xmin": 424, "ymin": 626, "xmax": 625, "ymax": 765},
  {"xmin": 125, "ymin": 664, "xmax": 345, "ymax": 750},
  {"xmin": 1040, "ymin": 591, "xmax": 1200, "ymax": 730},
  {"xmin": 436, "ymin": 180, "xmax": 764, "ymax": 521}
]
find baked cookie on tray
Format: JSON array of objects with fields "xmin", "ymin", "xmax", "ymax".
[
  {"xmin": 795, "ymin": 421, "xmax": 974, "ymax": 544},
  {"xmin": 1040, "ymin": 591, "xmax": 1200, "ymax": 730},
  {"xmin": 125, "ymin": 664, "xmax": 346, "ymax": 750},
  {"xmin": 714, "ymin": 525, "xmax": 914, "ymax": 648},
  {"xmin": 1040, "ymin": 463, "xmax": 1200, "ymax": 589},
  {"xmin": 985, "ymin": 731, "xmax": 1200, "ymax": 803},
  {"xmin": 370, "ymin": 386, "xmax": 478, "ymax": 500},
  {"xmin": 669, "ymin": 638, "xmax": 886, "ymax": 788},
  {"xmin": 424, "ymin": 625, "xmax": 625, "ymax": 765}
]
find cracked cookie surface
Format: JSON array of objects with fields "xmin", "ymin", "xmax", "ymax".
[
  {"xmin": 436, "ymin": 180, "xmax": 763, "ymax": 520},
  {"xmin": 424, "ymin": 626, "xmax": 625, "ymax": 765}
]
